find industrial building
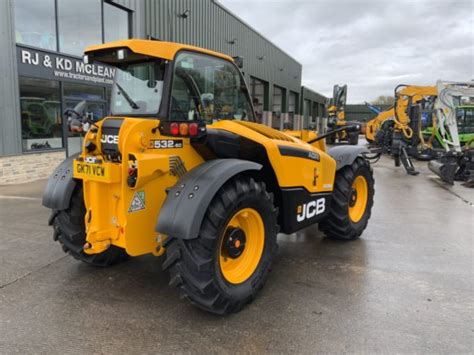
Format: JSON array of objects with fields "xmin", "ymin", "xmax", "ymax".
[
  {"xmin": 345, "ymin": 104, "xmax": 392, "ymax": 122},
  {"xmin": 0, "ymin": 0, "xmax": 327, "ymax": 184}
]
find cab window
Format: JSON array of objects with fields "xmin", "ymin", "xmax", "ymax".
[
  {"xmin": 170, "ymin": 52, "xmax": 255, "ymax": 123},
  {"xmin": 458, "ymin": 108, "xmax": 474, "ymax": 133}
]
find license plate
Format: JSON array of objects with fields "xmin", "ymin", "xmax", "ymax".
[{"xmin": 73, "ymin": 161, "xmax": 111, "ymax": 182}]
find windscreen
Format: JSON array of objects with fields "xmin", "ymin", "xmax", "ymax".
[
  {"xmin": 110, "ymin": 60, "xmax": 165, "ymax": 115},
  {"xmin": 169, "ymin": 52, "xmax": 255, "ymax": 123}
]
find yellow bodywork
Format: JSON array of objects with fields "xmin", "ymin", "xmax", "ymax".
[
  {"xmin": 74, "ymin": 118, "xmax": 336, "ymax": 257},
  {"xmin": 365, "ymin": 85, "xmax": 437, "ymax": 144},
  {"xmin": 73, "ymin": 39, "xmax": 337, "ymax": 258},
  {"xmin": 393, "ymin": 85, "xmax": 437, "ymax": 139},
  {"xmin": 86, "ymin": 39, "xmax": 233, "ymax": 62},
  {"xmin": 328, "ymin": 105, "xmax": 349, "ymax": 140},
  {"xmin": 283, "ymin": 129, "xmax": 327, "ymax": 152},
  {"xmin": 365, "ymin": 108, "xmax": 394, "ymax": 142}
]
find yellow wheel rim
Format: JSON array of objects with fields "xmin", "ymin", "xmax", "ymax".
[
  {"xmin": 349, "ymin": 175, "xmax": 368, "ymax": 223},
  {"xmin": 219, "ymin": 208, "xmax": 265, "ymax": 284}
]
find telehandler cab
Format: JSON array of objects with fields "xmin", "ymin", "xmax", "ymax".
[{"xmin": 43, "ymin": 40, "xmax": 375, "ymax": 314}]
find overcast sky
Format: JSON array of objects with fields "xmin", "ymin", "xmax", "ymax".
[{"xmin": 219, "ymin": 0, "xmax": 473, "ymax": 103}]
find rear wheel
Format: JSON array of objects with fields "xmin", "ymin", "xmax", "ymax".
[
  {"xmin": 51, "ymin": 184, "xmax": 128, "ymax": 267},
  {"xmin": 319, "ymin": 157, "xmax": 374, "ymax": 240},
  {"xmin": 163, "ymin": 177, "xmax": 279, "ymax": 315}
]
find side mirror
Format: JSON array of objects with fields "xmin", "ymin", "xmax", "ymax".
[
  {"xmin": 73, "ymin": 100, "xmax": 87, "ymax": 116},
  {"xmin": 233, "ymin": 56, "xmax": 244, "ymax": 69}
]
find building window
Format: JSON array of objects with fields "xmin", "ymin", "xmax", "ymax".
[
  {"xmin": 272, "ymin": 86, "xmax": 283, "ymax": 130},
  {"xmin": 58, "ymin": 0, "xmax": 102, "ymax": 56},
  {"xmin": 104, "ymin": 2, "xmax": 130, "ymax": 42},
  {"xmin": 288, "ymin": 91, "xmax": 298, "ymax": 129},
  {"xmin": 20, "ymin": 77, "xmax": 63, "ymax": 152},
  {"xmin": 250, "ymin": 77, "xmax": 265, "ymax": 123},
  {"xmin": 14, "ymin": 0, "xmax": 57, "ymax": 51},
  {"xmin": 303, "ymin": 99, "xmax": 311, "ymax": 129},
  {"xmin": 63, "ymin": 82, "xmax": 107, "ymax": 156},
  {"xmin": 14, "ymin": 1, "xmax": 132, "ymax": 55}
]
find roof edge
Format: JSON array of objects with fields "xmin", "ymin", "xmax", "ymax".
[{"xmin": 212, "ymin": 0, "xmax": 302, "ymax": 67}]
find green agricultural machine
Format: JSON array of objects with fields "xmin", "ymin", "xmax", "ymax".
[{"xmin": 422, "ymin": 105, "xmax": 474, "ymax": 150}]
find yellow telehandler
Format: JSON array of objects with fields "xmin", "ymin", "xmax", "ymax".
[
  {"xmin": 42, "ymin": 40, "xmax": 375, "ymax": 314},
  {"xmin": 326, "ymin": 85, "xmax": 361, "ymax": 145}
]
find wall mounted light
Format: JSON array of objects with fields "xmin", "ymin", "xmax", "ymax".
[
  {"xmin": 279, "ymin": 68, "xmax": 284, "ymax": 72},
  {"xmin": 257, "ymin": 55, "xmax": 265, "ymax": 60},
  {"xmin": 227, "ymin": 38, "xmax": 237, "ymax": 45},
  {"xmin": 178, "ymin": 10, "xmax": 190, "ymax": 18}
]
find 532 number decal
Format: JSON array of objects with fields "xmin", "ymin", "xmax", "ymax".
[{"xmin": 149, "ymin": 139, "xmax": 183, "ymax": 149}]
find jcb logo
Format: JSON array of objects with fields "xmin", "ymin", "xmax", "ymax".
[
  {"xmin": 297, "ymin": 198, "xmax": 325, "ymax": 222},
  {"xmin": 101, "ymin": 135, "xmax": 119, "ymax": 144}
]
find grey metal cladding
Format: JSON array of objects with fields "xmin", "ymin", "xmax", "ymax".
[
  {"xmin": 0, "ymin": 0, "xmax": 21, "ymax": 155},
  {"xmin": 109, "ymin": 0, "xmax": 137, "ymax": 11},
  {"xmin": 144, "ymin": 0, "xmax": 302, "ymax": 92},
  {"xmin": 156, "ymin": 158, "xmax": 262, "ymax": 240},
  {"xmin": 301, "ymin": 86, "xmax": 327, "ymax": 104}
]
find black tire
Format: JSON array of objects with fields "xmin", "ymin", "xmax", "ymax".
[
  {"xmin": 349, "ymin": 132, "xmax": 359, "ymax": 145},
  {"xmin": 163, "ymin": 177, "xmax": 279, "ymax": 315},
  {"xmin": 319, "ymin": 157, "xmax": 374, "ymax": 240},
  {"xmin": 52, "ymin": 184, "xmax": 129, "ymax": 267}
]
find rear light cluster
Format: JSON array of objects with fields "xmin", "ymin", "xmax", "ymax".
[{"xmin": 170, "ymin": 122, "xmax": 199, "ymax": 137}]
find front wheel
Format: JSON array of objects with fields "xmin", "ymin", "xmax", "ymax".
[
  {"xmin": 163, "ymin": 177, "xmax": 279, "ymax": 315},
  {"xmin": 319, "ymin": 157, "xmax": 374, "ymax": 240}
]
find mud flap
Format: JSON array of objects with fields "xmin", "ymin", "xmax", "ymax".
[
  {"xmin": 42, "ymin": 154, "xmax": 79, "ymax": 210},
  {"xmin": 327, "ymin": 145, "xmax": 369, "ymax": 170}
]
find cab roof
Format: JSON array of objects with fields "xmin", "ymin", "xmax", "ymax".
[{"xmin": 85, "ymin": 39, "xmax": 233, "ymax": 62}]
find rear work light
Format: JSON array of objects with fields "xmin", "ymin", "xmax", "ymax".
[
  {"xmin": 189, "ymin": 123, "xmax": 199, "ymax": 137},
  {"xmin": 179, "ymin": 123, "xmax": 189, "ymax": 136},
  {"xmin": 165, "ymin": 122, "xmax": 204, "ymax": 138},
  {"xmin": 170, "ymin": 122, "xmax": 179, "ymax": 136}
]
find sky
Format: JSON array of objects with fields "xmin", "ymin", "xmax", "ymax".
[{"xmin": 218, "ymin": 0, "xmax": 473, "ymax": 103}]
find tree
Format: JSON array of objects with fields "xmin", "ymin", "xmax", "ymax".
[{"xmin": 371, "ymin": 95, "xmax": 394, "ymax": 105}]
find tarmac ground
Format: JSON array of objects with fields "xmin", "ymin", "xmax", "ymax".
[{"xmin": 0, "ymin": 146, "xmax": 473, "ymax": 353}]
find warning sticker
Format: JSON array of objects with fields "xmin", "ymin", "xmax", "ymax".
[{"xmin": 128, "ymin": 191, "xmax": 145, "ymax": 213}]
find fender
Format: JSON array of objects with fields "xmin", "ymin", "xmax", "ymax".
[
  {"xmin": 42, "ymin": 154, "xmax": 79, "ymax": 210},
  {"xmin": 328, "ymin": 145, "xmax": 369, "ymax": 170},
  {"xmin": 156, "ymin": 159, "xmax": 262, "ymax": 240}
]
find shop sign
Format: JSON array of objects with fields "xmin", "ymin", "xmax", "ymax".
[{"xmin": 16, "ymin": 45, "xmax": 116, "ymax": 86}]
